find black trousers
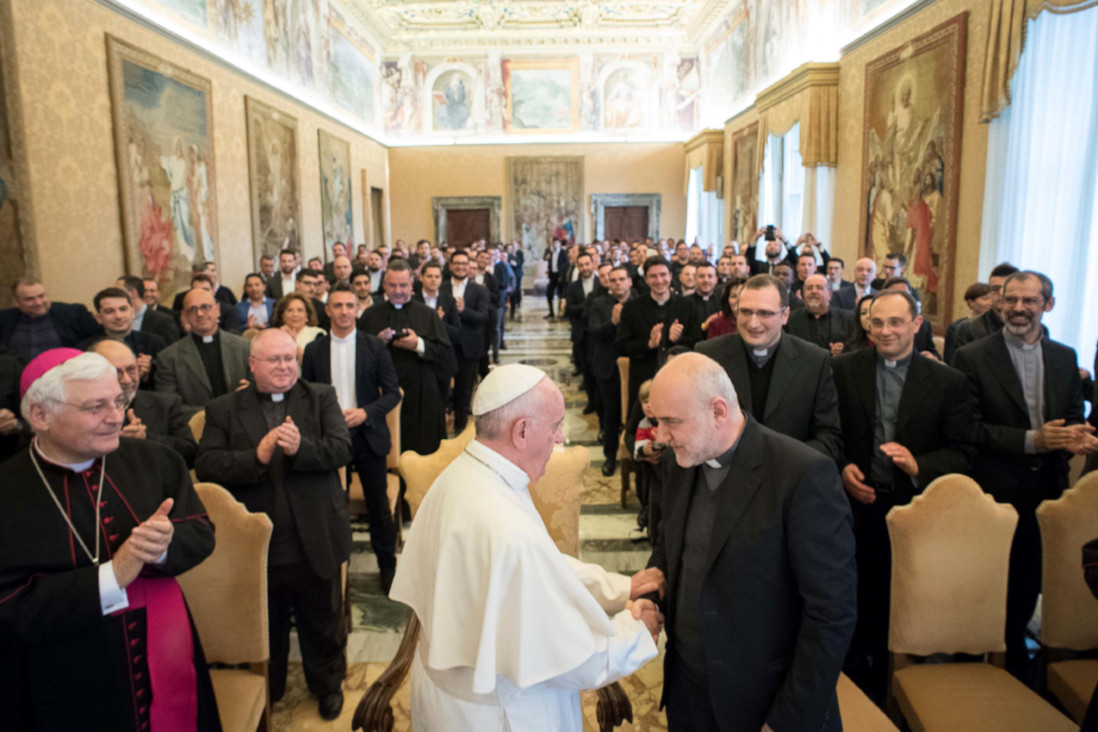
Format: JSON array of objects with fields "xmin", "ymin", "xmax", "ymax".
[
  {"xmin": 1006, "ymin": 504, "xmax": 1043, "ymax": 680},
  {"xmin": 665, "ymin": 653, "xmax": 721, "ymax": 732},
  {"xmin": 510, "ymin": 280, "xmax": 522, "ymax": 315},
  {"xmin": 546, "ymin": 272, "xmax": 562, "ymax": 311},
  {"xmin": 594, "ymin": 371, "xmax": 621, "ymax": 461},
  {"xmin": 452, "ymin": 357, "xmax": 479, "ymax": 434},
  {"xmin": 268, "ymin": 562, "xmax": 346, "ymax": 702},
  {"xmin": 351, "ymin": 432, "xmax": 395, "ymax": 572}
]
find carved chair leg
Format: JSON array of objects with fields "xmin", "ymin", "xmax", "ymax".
[
  {"xmin": 596, "ymin": 681, "xmax": 634, "ymax": 732},
  {"xmin": 353, "ymin": 615, "xmax": 421, "ymax": 732}
]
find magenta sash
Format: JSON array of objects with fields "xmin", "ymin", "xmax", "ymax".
[{"xmin": 121, "ymin": 577, "xmax": 199, "ymax": 731}]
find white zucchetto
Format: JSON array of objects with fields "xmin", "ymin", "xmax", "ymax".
[{"xmin": 471, "ymin": 364, "xmax": 547, "ymax": 416}]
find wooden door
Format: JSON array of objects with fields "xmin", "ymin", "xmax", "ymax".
[
  {"xmin": 370, "ymin": 187, "xmax": 385, "ymax": 247},
  {"xmin": 604, "ymin": 206, "xmax": 649, "ymax": 243},
  {"xmin": 447, "ymin": 208, "xmax": 490, "ymax": 247}
]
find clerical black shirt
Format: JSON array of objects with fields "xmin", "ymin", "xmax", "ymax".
[{"xmin": 193, "ymin": 331, "xmax": 228, "ymax": 397}]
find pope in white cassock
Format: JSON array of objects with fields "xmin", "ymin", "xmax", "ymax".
[{"xmin": 390, "ymin": 364, "xmax": 662, "ymax": 730}]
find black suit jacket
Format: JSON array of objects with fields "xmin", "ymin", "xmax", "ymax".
[
  {"xmin": 649, "ymin": 416, "xmax": 856, "ymax": 732},
  {"xmin": 196, "ymin": 381, "xmax": 352, "ymax": 579},
  {"xmin": 832, "ymin": 285, "xmax": 875, "ymax": 313},
  {"xmin": 0, "ymin": 303, "xmax": 101, "ymax": 358},
  {"xmin": 948, "ymin": 309, "xmax": 1003, "ymax": 364},
  {"xmin": 139, "ymin": 307, "xmax": 181, "ymax": 343},
  {"xmin": 953, "ymin": 331, "xmax": 1085, "ymax": 506},
  {"xmin": 413, "ymin": 288, "xmax": 462, "ymax": 349},
  {"xmin": 544, "ymin": 248, "xmax": 569, "ymax": 277},
  {"xmin": 745, "ymin": 245, "xmax": 797, "ymax": 276},
  {"xmin": 171, "ymin": 285, "xmax": 236, "ymax": 311},
  {"xmin": 784, "ymin": 307, "xmax": 855, "ymax": 351},
  {"xmin": 914, "ymin": 318, "xmax": 941, "ymax": 360},
  {"xmin": 696, "ymin": 333, "xmax": 844, "ymax": 462},
  {"xmin": 438, "ymin": 280, "xmax": 490, "ymax": 360},
  {"xmin": 129, "ymin": 389, "xmax": 198, "ymax": 467},
  {"xmin": 616, "ymin": 293, "xmax": 703, "ymax": 391},
  {"xmin": 302, "ymin": 331, "xmax": 402, "ymax": 458},
  {"xmin": 832, "ymin": 348, "xmax": 973, "ymax": 501},
  {"xmin": 583, "ymin": 293, "xmax": 625, "ymax": 381},
  {"xmin": 564, "ymin": 277, "xmax": 604, "ymax": 344}
]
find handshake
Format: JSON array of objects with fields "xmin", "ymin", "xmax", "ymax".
[{"xmin": 627, "ymin": 567, "xmax": 667, "ymax": 645}]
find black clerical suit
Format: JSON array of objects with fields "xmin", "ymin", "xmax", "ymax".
[
  {"xmin": 953, "ymin": 331, "xmax": 1086, "ymax": 677},
  {"xmin": 831, "ymin": 348, "xmax": 974, "ymax": 701},
  {"xmin": 947, "ymin": 308, "xmax": 1003, "ymax": 364},
  {"xmin": 913, "ymin": 318, "xmax": 941, "ymax": 360},
  {"xmin": 584, "ymin": 292, "xmax": 625, "ymax": 464},
  {"xmin": 785, "ymin": 306, "xmax": 855, "ymax": 352},
  {"xmin": 565, "ymin": 275, "xmax": 604, "ymax": 412},
  {"xmin": 196, "ymin": 381, "xmax": 352, "ymax": 702},
  {"xmin": 414, "ymin": 286, "xmax": 461, "ymax": 414},
  {"xmin": 649, "ymin": 416, "xmax": 856, "ymax": 732},
  {"xmin": 138, "ymin": 305, "xmax": 181, "ymax": 344},
  {"xmin": 0, "ymin": 439, "xmax": 220, "ymax": 732},
  {"xmin": 616, "ymin": 293, "xmax": 702, "ymax": 414},
  {"xmin": 303, "ymin": 332, "xmax": 401, "ymax": 575},
  {"xmin": 129, "ymin": 389, "xmax": 199, "ymax": 467},
  {"xmin": 0, "ymin": 350, "xmax": 26, "ymax": 461},
  {"xmin": 689, "ymin": 291, "xmax": 721, "ymax": 323},
  {"xmin": 0, "ymin": 302, "xmax": 101, "ymax": 363},
  {"xmin": 695, "ymin": 333, "xmax": 844, "ymax": 462},
  {"xmin": 155, "ymin": 330, "xmax": 251, "ymax": 417},
  {"xmin": 439, "ymin": 279, "xmax": 490, "ymax": 434},
  {"xmin": 545, "ymin": 247, "xmax": 569, "ymax": 312}
]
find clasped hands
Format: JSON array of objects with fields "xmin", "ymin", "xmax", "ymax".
[
  {"xmin": 257, "ymin": 416, "xmax": 301, "ymax": 463},
  {"xmin": 842, "ymin": 443, "xmax": 918, "ymax": 504},
  {"xmin": 628, "ymin": 568, "xmax": 666, "ymax": 644},
  {"xmin": 647, "ymin": 320, "xmax": 683, "ymax": 350},
  {"xmin": 1036, "ymin": 419, "xmax": 1098, "ymax": 454},
  {"xmin": 112, "ymin": 498, "xmax": 174, "ymax": 589}
]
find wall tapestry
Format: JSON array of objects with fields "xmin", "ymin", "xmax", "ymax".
[
  {"xmin": 858, "ymin": 13, "xmax": 967, "ymax": 328},
  {"xmin": 317, "ymin": 128, "xmax": 352, "ymax": 251},
  {"xmin": 245, "ymin": 96, "xmax": 300, "ymax": 264},
  {"xmin": 107, "ymin": 36, "xmax": 218, "ymax": 303},
  {"xmin": 730, "ymin": 122, "xmax": 760, "ymax": 247},
  {"xmin": 0, "ymin": 47, "xmax": 26, "ymax": 289},
  {"xmin": 503, "ymin": 59, "xmax": 579, "ymax": 133},
  {"xmin": 508, "ymin": 156, "xmax": 584, "ymax": 268}
]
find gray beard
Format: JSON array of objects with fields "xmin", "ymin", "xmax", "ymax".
[{"xmin": 1004, "ymin": 320, "xmax": 1033, "ymax": 337}]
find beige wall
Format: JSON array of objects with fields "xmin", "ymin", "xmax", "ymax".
[
  {"xmin": 6, "ymin": 0, "xmax": 389, "ymax": 306},
  {"xmin": 833, "ymin": 0, "xmax": 992, "ymax": 323},
  {"xmin": 388, "ymin": 142, "xmax": 687, "ymax": 246}
]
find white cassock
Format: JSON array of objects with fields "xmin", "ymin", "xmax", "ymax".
[{"xmin": 390, "ymin": 439, "xmax": 658, "ymax": 731}]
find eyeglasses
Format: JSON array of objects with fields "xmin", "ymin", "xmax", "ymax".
[
  {"xmin": 49, "ymin": 394, "xmax": 128, "ymax": 417},
  {"xmin": 185, "ymin": 303, "xmax": 216, "ymax": 315},
  {"xmin": 1001, "ymin": 296, "xmax": 1043, "ymax": 308},
  {"xmin": 870, "ymin": 318, "xmax": 914, "ymax": 329},
  {"xmin": 257, "ymin": 355, "xmax": 297, "ymax": 365},
  {"xmin": 737, "ymin": 307, "xmax": 785, "ymax": 320}
]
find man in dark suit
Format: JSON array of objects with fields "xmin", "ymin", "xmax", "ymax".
[
  {"xmin": 641, "ymin": 352, "xmax": 856, "ymax": 732},
  {"xmin": 293, "ymin": 268, "xmax": 331, "ymax": 332},
  {"xmin": 785, "ymin": 274, "xmax": 855, "ymax": 356},
  {"xmin": 303, "ymin": 285, "xmax": 401, "ymax": 592},
  {"xmin": 0, "ymin": 278, "xmax": 100, "ymax": 363},
  {"xmin": 85, "ymin": 287, "xmax": 167, "ymax": 386},
  {"xmin": 616, "ymin": 256, "xmax": 702, "ymax": 415},
  {"xmin": 544, "ymin": 238, "xmax": 569, "ymax": 318},
  {"xmin": 564, "ymin": 251, "xmax": 604, "ymax": 414},
  {"xmin": 870, "ymin": 251, "xmax": 907, "ymax": 291},
  {"xmin": 506, "ymin": 242, "xmax": 525, "ymax": 320},
  {"xmin": 585, "ymin": 265, "xmax": 633, "ymax": 476},
  {"xmin": 697, "ymin": 274, "xmax": 844, "ymax": 462},
  {"xmin": 833, "ymin": 258, "xmax": 877, "ymax": 312},
  {"xmin": 0, "ymin": 347, "xmax": 26, "ymax": 462},
  {"xmin": 832, "ymin": 290, "xmax": 974, "ymax": 701},
  {"xmin": 881, "ymin": 278, "xmax": 941, "ymax": 359},
  {"xmin": 953, "ymin": 271, "xmax": 1098, "ymax": 680},
  {"xmin": 266, "ymin": 249, "xmax": 300, "ymax": 301},
  {"xmin": 156, "ymin": 289, "xmax": 251, "ymax": 417},
  {"xmin": 825, "ymin": 257, "xmax": 855, "ymax": 299},
  {"xmin": 197, "ymin": 328, "xmax": 353, "ymax": 720},
  {"xmin": 235, "ymin": 273, "xmax": 276, "ymax": 331},
  {"xmin": 947, "ymin": 262, "xmax": 1019, "ymax": 363},
  {"xmin": 473, "ymin": 252, "xmax": 500, "ymax": 374},
  {"xmin": 171, "ymin": 261, "xmax": 237, "ymax": 311},
  {"xmin": 322, "ymin": 242, "xmax": 348, "ymax": 283},
  {"xmin": 486, "ymin": 248, "xmax": 514, "ymax": 359},
  {"xmin": 91, "ymin": 339, "xmax": 198, "ymax": 467},
  {"xmin": 745, "ymin": 229, "xmax": 796, "ymax": 276},
  {"xmin": 117, "ymin": 275, "xmax": 180, "ymax": 344},
  {"xmin": 439, "ymin": 251, "xmax": 490, "ymax": 434},
  {"xmin": 689, "ymin": 261, "xmax": 721, "ymax": 323},
  {"xmin": 414, "ymin": 261, "xmax": 461, "ymax": 410}
]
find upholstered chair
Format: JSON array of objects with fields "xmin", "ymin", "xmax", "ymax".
[
  {"xmin": 616, "ymin": 356, "xmax": 634, "ymax": 507},
  {"xmin": 188, "ymin": 408, "xmax": 206, "ymax": 443}
]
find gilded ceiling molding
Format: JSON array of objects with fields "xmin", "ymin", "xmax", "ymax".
[
  {"xmin": 753, "ymin": 62, "xmax": 839, "ymax": 171},
  {"xmin": 683, "ymin": 128, "xmax": 724, "ymax": 195}
]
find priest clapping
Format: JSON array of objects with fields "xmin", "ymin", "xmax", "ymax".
[{"xmin": 389, "ymin": 364, "xmax": 662, "ymax": 730}]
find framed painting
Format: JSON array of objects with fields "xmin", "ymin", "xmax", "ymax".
[
  {"xmin": 730, "ymin": 122, "xmax": 759, "ymax": 246},
  {"xmin": 107, "ymin": 36, "xmax": 218, "ymax": 303},
  {"xmin": 858, "ymin": 14, "xmax": 967, "ymax": 329},
  {"xmin": 508, "ymin": 156, "xmax": 583, "ymax": 267},
  {"xmin": 317, "ymin": 129, "xmax": 352, "ymax": 252},
  {"xmin": 245, "ymin": 96, "xmax": 300, "ymax": 265},
  {"xmin": 503, "ymin": 58, "xmax": 579, "ymax": 133}
]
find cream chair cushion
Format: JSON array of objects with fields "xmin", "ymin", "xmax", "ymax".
[
  {"xmin": 1037, "ymin": 472, "xmax": 1098, "ymax": 649},
  {"xmin": 887, "ymin": 474, "xmax": 1018, "ymax": 656},
  {"xmin": 836, "ymin": 673, "xmax": 897, "ymax": 731},
  {"xmin": 1047, "ymin": 659, "xmax": 1098, "ymax": 724},
  {"xmin": 400, "ymin": 424, "xmax": 475, "ymax": 518},
  {"xmin": 893, "ymin": 663, "xmax": 1077, "ymax": 732},
  {"xmin": 188, "ymin": 409, "xmax": 206, "ymax": 443},
  {"xmin": 529, "ymin": 446, "xmax": 590, "ymax": 558}
]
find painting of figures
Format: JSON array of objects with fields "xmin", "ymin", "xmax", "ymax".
[
  {"xmin": 264, "ymin": 0, "xmax": 328, "ymax": 89},
  {"xmin": 731, "ymin": 122, "xmax": 760, "ymax": 246},
  {"xmin": 214, "ymin": 0, "xmax": 265, "ymax": 63},
  {"xmin": 317, "ymin": 129, "xmax": 352, "ymax": 250},
  {"xmin": 508, "ymin": 156, "xmax": 583, "ymax": 267},
  {"xmin": 107, "ymin": 36, "xmax": 218, "ymax": 303},
  {"xmin": 328, "ymin": 15, "xmax": 374, "ymax": 122},
  {"xmin": 246, "ymin": 97, "xmax": 300, "ymax": 264},
  {"xmin": 504, "ymin": 59, "xmax": 578, "ymax": 133},
  {"xmin": 603, "ymin": 67, "xmax": 649, "ymax": 130},
  {"xmin": 0, "ymin": 62, "xmax": 26, "ymax": 289},
  {"xmin": 433, "ymin": 70, "xmax": 473, "ymax": 131},
  {"xmin": 152, "ymin": 0, "xmax": 208, "ymax": 27},
  {"xmin": 859, "ymin": 14, "xmax": 967, "ymax": 328},
  {"xmin": 704, "ymin": 7, "xmax": 750, "ymax": 121},
  {"xmin": 675, "ymin": 57, "xmax": 700, "ymax": 128}
]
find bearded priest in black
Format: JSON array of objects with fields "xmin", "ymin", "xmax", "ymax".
[{"xmin": 0, "ymin": 348, "xmax": 219, "ymax": 732}]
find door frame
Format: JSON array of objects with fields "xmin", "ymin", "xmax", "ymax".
[
  {"xmin": 591, "ymin": 193, "xmax": 661, "ymax": 241},
  {"xmin": 433, "ymin": 196, "xmax": 502, "ymax": 245}
]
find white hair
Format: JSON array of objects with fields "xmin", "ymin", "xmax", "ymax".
[
  {"xmin": 474, "ymin": 381, "xmax": 546, "ymax": 440},
  {"xmin": 21, "ymin": 352, "xmax": 116, "ymax": 421}
]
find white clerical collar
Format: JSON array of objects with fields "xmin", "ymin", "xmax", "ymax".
[
  {"xmin": 34, "ymin": 440, "xmax": 95, "ymax": 473},
  {"xmin": 650, "ymin": 292, "xmax": 671, "ymax": 306},
  {"xmin": 704, "ymin": 458, "xmax": 722, "ymax": 468},
  {"xmin": 466, "ymin": 440, "xmax": 531, "ymax": 491},
  {"xmin": 753, "ymin": 347, "xmax": 768, "ymax": 358},
  {"xmin": 264, "ymin": 392, "xmax": 285, "ymax": 402},
  {"xmin": 201, "ymin": 335, "xmax": 214, "ymax": 343},
  {"xmin": 392, "ymin": 303, "xmax": 404, "ymax": 310},
  {"xmin": 331, "ymin": 329, "xmax": 356, "ymax": 344}
]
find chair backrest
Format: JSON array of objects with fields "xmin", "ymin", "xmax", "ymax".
[
  {"xmin": 887, "ymin": 473, "xmax": 1018, "ymax": 656},
  {"xmin": 617, "ymin": 357, "xmax": 629, "ymax": 417},
  {"xmin": 386, "ymin": 391, "xmax": 403, "ymax": 471},
  {"xmin": 932, "ymin": 334, "xmax": 945, "ymax": 357},
  {"xmin": 177, "ymin": 482, "xmax": 273, "ymax": 664},
  {"xmin": 529, "ymin": 446, "xmax": 590, "ymax": 558},
  {"xmin": 188, "ymin": 409, "xmax": 206, "ymax": 443},
  {"xmin": 400, "ymin": 424, "xmax": 475, "ymax": 518},
  {"xmin": 1037, "ymin": 472, "xmax": 1098, "ymax": 650}
]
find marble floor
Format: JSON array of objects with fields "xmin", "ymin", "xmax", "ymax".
[{"xmin": 273, "ymin": 294, "xmax": 668, "ymax": 730}]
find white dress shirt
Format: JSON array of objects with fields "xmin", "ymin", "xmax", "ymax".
[
  {"xmin": 330, "ymin": 330, "xmax": 358, "ymax": 412},
  {"xmin": 247, "ymin": 300, "xmax": 269, "ymax": 327},
  {"xmin": 451, "ymin": 278, "xmax": 468, "ymax": 299}
]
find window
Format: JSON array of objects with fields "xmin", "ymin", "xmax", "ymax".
[
  {"xmin": 685, "ymin": 165, "xmax": 724, "ymax": 253},
  {"xmin": 757, "ymin": 122, "xmax": 834, "ymax": 251}
]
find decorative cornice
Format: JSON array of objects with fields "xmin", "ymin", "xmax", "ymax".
[
  {"xmin": 683, "ymin": 128, "xmax": 724, "ymax": 153},
  {"xmin": 754, "ymin": 62, "xmax": 840, "ymax": 114}
]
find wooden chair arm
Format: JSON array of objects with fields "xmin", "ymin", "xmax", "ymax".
[
  {"xmin": 595, "ymin": 680, "xmax": 634, "ymax": 731},
  {"xmin": 353, "ymin": 615, "xmax": 421, "ymax": 731}
]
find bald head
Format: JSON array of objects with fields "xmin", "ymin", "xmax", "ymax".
[
  {"xmin": 650, "ymin": 353, "xmax": 743, "ymax": 468},
  {"xmin": 249, "ymin": 328, "xmax": 299, "ymax": 394},
  {"xmin": 853, "ymin": 258, "xmax": 877, "ymax": 287},
  {"xmin": 250, "ymin": 326, "xmax": 296, "ymax": 355},
  {"xmin": 90, "ymin": 339, "xmax": 139, "ymax": 401},
  {"xmin": 182, "ymin": 288, "xmax": 219, "ymax": 337}
]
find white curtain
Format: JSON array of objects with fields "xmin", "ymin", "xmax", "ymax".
[
  {"xmin": 802, "ymin": 166, "xmax": 835, "ymax": 253},
  {"xmin": 780, "ymin": 124, "xmax": 805, "ymax": 238},
  {"xmin": 979, "ymin": 7, "xmax": 1098, "ymax": 369},
  {"xmin": 686, "ymin": 165, "xmax": 723, "ymax": 250}
]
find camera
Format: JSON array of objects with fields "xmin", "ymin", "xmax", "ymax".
[
  {"xmin": 765, "ymin": 225, "xmax": 776, "ymax": 241},
  {"xmin": 393, "ymin": 328, "xmax": 410, "ymax": 340}
]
